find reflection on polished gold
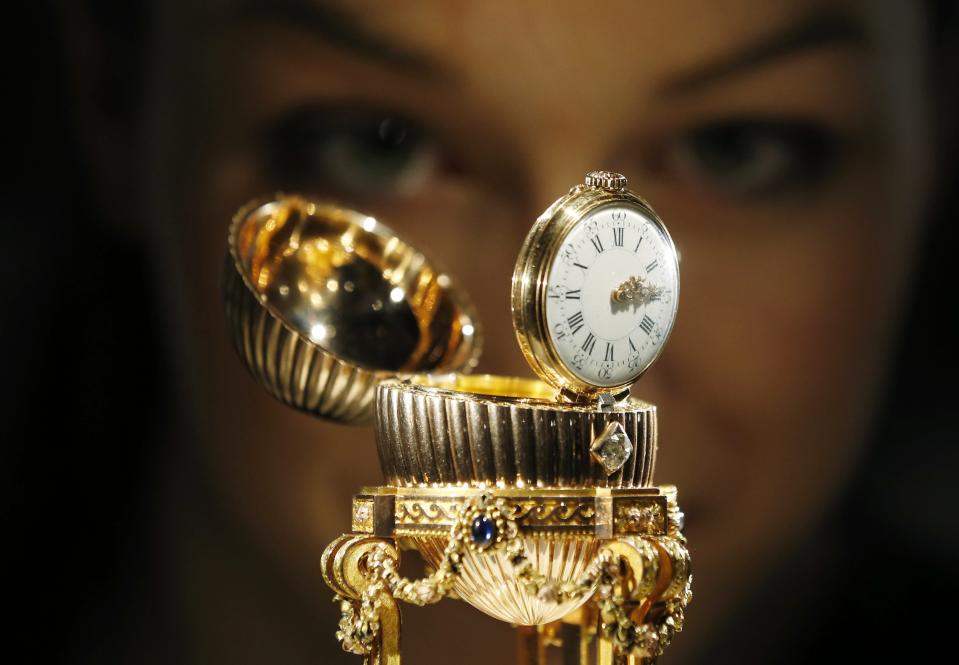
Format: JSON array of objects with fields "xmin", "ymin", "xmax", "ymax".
[
  {"xmin": 325, "ymin": 489, "xmax": 691, "ymax": 661},
  {"xmin": 405, "ymin": 373, "xmax": 558, "ymax": 400},
  {"xmin": 386, "ymin": 487, "xmax": 667, "ymax": 626},
  {"xmin": 223, "ymin": 195, "xmax": 481, "ymax": 423},
  {"xmin": 221, "ymin": 179, "xmax": 692, "ymax": 664},
  {"xmin": 352, "ymin": 486, "xmax": 672, "ymax": 539},
  {"xmin": 375, "ymin": 376, "xmax": 657, "ymax": 488}
]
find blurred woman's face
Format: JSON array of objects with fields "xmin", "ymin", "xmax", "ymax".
[{"xmin": 136, "ymin": 0, "xmax": 928, "ymax": 659}]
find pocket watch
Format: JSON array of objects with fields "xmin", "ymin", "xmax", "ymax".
[{"xmin": 512, "ymin": 171, "xmax": 680, "ymax": 400}]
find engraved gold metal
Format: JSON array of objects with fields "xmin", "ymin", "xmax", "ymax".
[
  {"xmin": 323, "ymin": 489, "xmax": 691, "ymax": 653},
  {"xmin": 584, "ymin": 170, "xmax": 627, "ymax": 190},
  {"xmin": 224, "ymin": 195, "xmax": 482, "ymax": 424},
  {"xmin": 511, "ymin": 172, "xmax": 680, "ymax": 398},
  {"xmin": 350, "ymin": 486, "xmax": 674, "ymax": 539},
  {"xmin": 374, "ymin": 375, "xmax": 657, "ymax": 487},
  {"xmin": 321, "ymin": 535, "xmax": 401, "ymax": 663}
]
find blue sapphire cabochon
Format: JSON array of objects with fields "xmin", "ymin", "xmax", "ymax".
[{"xmin": 470, "ymin": 514, "xmax": 496, "ymax": 547}]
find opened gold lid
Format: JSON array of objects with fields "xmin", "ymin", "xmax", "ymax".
[{"xmin": 224, "ymin": 195, "xmax": 482, "ymax": 424}]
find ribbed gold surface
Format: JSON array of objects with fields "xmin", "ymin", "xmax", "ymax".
[
  {"xmin": 223, "ymin": 257, "xmax": 385, "ymax": 423},
  {"xmin": 415, "ymin": 535, "xmax": 600, "ymax": 625},
  {"xmin": 223, "ymin": 196, "xmax": 481, "ymax": 425},
  {"xmin": 375, "ymin": 377, "xmax": 656, "ymax": 487}
]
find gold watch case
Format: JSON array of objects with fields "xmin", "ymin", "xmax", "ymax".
[{"xmin": 511, "ymin": 172, "xmax": 680, "ymax": 399}]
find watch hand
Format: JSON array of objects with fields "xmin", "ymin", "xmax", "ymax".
[{"xmin": 611, "ymin": 276, "xmax": 663, "ymax": 306}]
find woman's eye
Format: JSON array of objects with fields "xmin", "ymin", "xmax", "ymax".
[
  {"xmin": 663, "ymin": 119, "xmax": 841, "ymax": 199},
  {"xmin": 266, "ymin": 106, "xmax": 438, "ymax": 199}
]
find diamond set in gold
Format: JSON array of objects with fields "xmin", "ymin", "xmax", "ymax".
[{"xmin": 590, "ymin": 421, "xmax": 634, "ymax": 475}]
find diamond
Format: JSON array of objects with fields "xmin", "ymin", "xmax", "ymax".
[
  {"xmin": 414, "ymin": 583, "xmax": 435, "ymax": 603},
  {"xmin": 352, "ymin": 501, "xmax": 373, "ymax": 531},
  {"xmin": 536, "ymin": 584, "xmax": 560, "ymax": 603},
  {"xmin": 590, "ymin": 421, "xmax": 633, "ymax": 475},
  {"xmin": 673, "ymin": 509, "xmax": 686, "ymax": 532},
  {"xmin": 638, "ymin": 627, "xmax": 661, "ymax": 655}
]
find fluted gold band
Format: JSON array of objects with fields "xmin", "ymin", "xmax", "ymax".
[
  {"xmin": 374, "ymin": 375, "xmax": 657, "ymax": 487},
  {"xmin": 223, "ymin": 259, "xmax": 387, "ymax": 423}
]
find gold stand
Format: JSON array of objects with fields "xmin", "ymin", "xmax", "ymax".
[
  {"xmin": 323, "ymin": 535, "xmax": 401, "ymax": 665},
  {"xmin": 322, "ymin": 487, "xmax": 691, "ymax": 665}
]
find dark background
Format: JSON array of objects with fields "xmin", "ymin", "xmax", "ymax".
[{"xmin": 3, "ymin": 1, "xmax": 958, "ymax": 662}]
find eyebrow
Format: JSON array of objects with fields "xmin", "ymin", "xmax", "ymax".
[
  {"xmin": 233, "ymin": 0, "xmax": 449, "ymax": 81},
  {"xmin": 660, "ymin": 12, "xmax": 868, "ymax": 96}
]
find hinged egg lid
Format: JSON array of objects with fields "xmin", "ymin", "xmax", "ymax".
[{"xmin": 224, "ymin": 195, "xmax": 482, "ymax": 424}]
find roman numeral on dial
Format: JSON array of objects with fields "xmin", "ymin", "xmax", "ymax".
[
  {"xmin": 629, "ymin": 338, "xmax": 637, "ymax": 352},
  {"xmin": 582, "ymin": 332, "xmax": 596, "ymax": 355},
  {"xmin": 566, "ymin": 289, "xmax": 581, "ymax": 300},
  {"xmin": 604, "ymin": 342, "xmax": 615, "ymax": 361},
  {"xmin": 591, "ymin": 235, "xmax": 605, "ymax": 253},
  {"xmin": 613, "ymin": 227, "xmax": 624, "ymax": 247},
  {"xmin": 567, "ymin": 312, "xmax": 584, "ymax": 335},
  {"xmin": 646, "ymin": 259, "xmax": 658, "ymax": 272},
  {"xmin": 639, "ymin": 315, "xmax": 655, "ymax": 335}
]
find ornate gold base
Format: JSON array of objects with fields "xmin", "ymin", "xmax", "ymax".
[{"xmin": 322, "ymin": 486, "xmax": 691, "ymax": 665}]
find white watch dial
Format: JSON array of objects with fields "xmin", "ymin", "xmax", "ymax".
[{"xmin": 545, "ymin": 204, "xmax": 679, "ymax": 387}]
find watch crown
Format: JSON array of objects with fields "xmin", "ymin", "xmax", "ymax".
[{"xmin": 584, "ymin": 170, "xmax": 627, "ymax": 190}]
